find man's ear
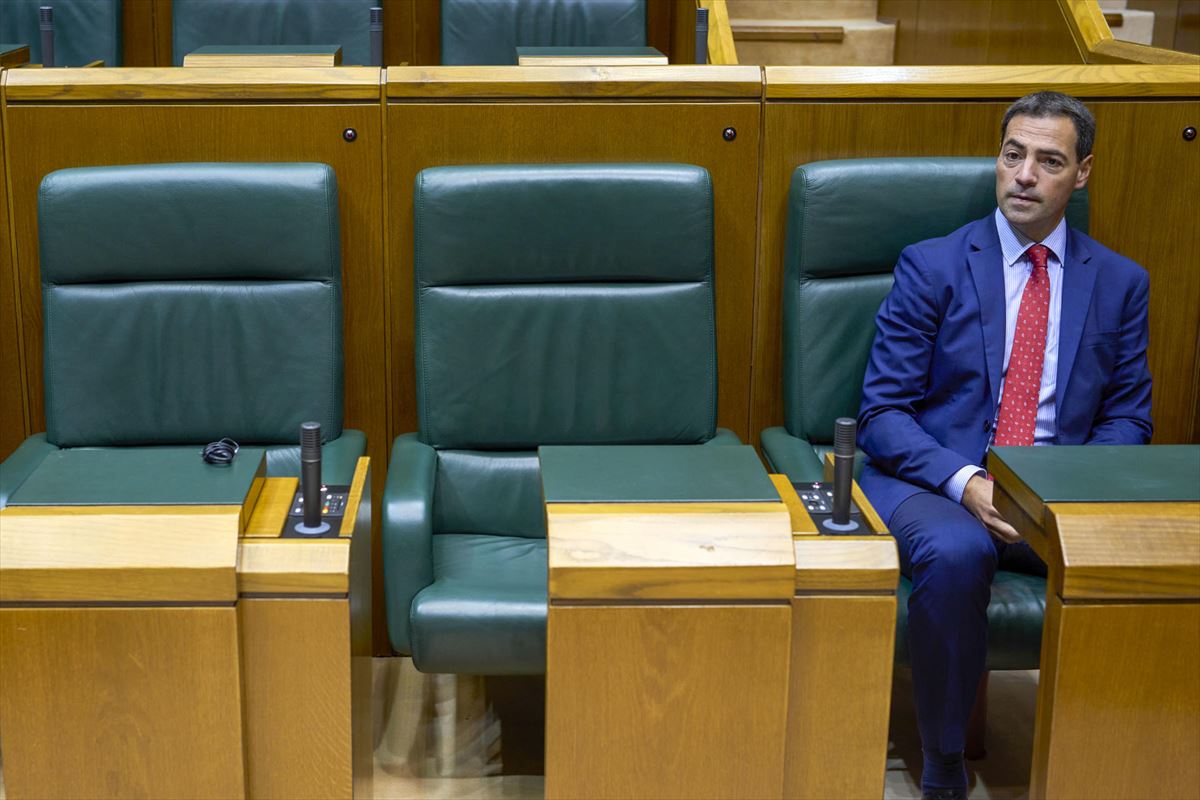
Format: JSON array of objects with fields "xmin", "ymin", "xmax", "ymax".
[{"xmin": 1075, "ymin": 154, "xmax": 1094, "ymax": 189}]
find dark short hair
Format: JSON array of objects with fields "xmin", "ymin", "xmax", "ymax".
[{"xmin": 1000, "ymin": 91, "xmax": 1096, "ymax": 163}]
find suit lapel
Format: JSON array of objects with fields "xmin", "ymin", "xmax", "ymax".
[
  {"xmin": 1056, "ymin": 229, "xmax": 1097, "ymax": 425},
  {"xmin": 967, "ymin": 219, "xmax": 1006, "ymax": 411}
]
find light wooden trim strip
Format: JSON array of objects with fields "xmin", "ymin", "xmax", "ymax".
[
  {"xmin": 236, "ymin": 539, "xmax": 350, "ymax": 594},
  {"xmin": 770, "ymin": 474, "xmax": 818, "ymax": 534},
  {"xmin": 4, "ymin": 66, "xmax": 382, "ymax": 101},
  {"xmin": 340, "ymin": 457, "xmax": 370, "ymax": 538},
  {"xmin": 546, "ymin": 502, "xmax": 795, "ymax": 601},
  {"xmin": 698, "ymin": 0, "xmax": 740, "ymax": 65},
  {"xmin": 1048, "ymin": 502, "xmax": 1200, "ymax": 601},
  {"xmin": 0, "ymin": 505, "xmax": 242, "ymax": 602},
  {"xmin": 764, "ymin": 65, "xmax": 1200, "ymax": 98},
  {"xmin": 1058, "ymin": 0, "xmax": 1200, "ymax": 65},
  {"xmin": 793, "ymin": 538, "xmax": 899, "ymax": 593},
  {"xmin": 385, "ymin": 65, "xmax": 763, "ymax": 99},
  {"xmin": 244, "ymin": 477, "xmax": 298, "ymax": 537}
]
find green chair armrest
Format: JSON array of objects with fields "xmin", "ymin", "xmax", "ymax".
[
  {"xmin": 703, "ymin": 427, "xmax": 742, "ymax": 446},
  {"xmin": 382, "ymin": 432, "xmax": 437, "ymax": 655},
  {"xmin": 0, "ymin": 434, "xmax": 58, "ymax": 509},
  {"xmin": 760, "ymin": 426, "xmax": 825, "ymax": 482}
]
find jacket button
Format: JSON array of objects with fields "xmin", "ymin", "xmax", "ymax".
[{"xmin": 983, "ymin": 420, "xmax": 993, "ymax": 432}]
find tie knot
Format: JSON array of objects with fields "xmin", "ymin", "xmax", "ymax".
[{"xmin": 1026, "ymin": 243, "xmax": 1050, "ymax": 271}]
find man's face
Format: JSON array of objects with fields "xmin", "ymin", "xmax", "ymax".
[{"xmin": 995, "ymin": 114, "xmax": 1093, "ymax": 242}]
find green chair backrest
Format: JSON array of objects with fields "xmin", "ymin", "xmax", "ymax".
[
  {"xmin": 414, "ymin": 163, "xmax": 717, "ymax": 537},
  {"xmin": 783, "ymin": 157, "xmax": 1088, "ymax": 447},
  {"xmin": 172, "ymin": 0, "xmax": 375, "ymax": 65},
  {"xmin": 37, "ymin": 162, "xmax": 344, "ymax": 447},
  {"xmin": 0, "ymin": 0, "xmax": 121, "ymax": 65},
  {"xmin": 440, "ymin": 0, "xmax": 646, "ymax": 65}
]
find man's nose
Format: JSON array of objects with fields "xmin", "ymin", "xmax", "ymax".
[{"xmin": 1016, "ymin": 157, "xmax": 1038, "ymax": 185}]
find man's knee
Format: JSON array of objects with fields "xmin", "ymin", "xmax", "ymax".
[{"xmin": 895, "ymin": 494, "xmax": 998, "ymax": 591}]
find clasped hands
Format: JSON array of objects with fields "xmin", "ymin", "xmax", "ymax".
[{"xmin": 961, "ymin": 474, "xmax": 1023, "ymax": 543}]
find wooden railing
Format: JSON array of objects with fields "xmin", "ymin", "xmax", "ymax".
[
  {"xmin": 698, "ymin": 0, "xmax": 739, "ymax": 65},
  {"xmin": 1058, "ymin": 0, "xmax": 1200, "ymax": 64}
]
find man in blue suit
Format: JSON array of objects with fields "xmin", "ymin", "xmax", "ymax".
[{"xmin": 857, "ymin": 91, "xmax": 1152, "ymax": 800}]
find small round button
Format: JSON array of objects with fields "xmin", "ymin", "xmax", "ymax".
[
  {"xmin": 722, "ymin": 127, "xmax": 737, "ymax": 142},
  {"xmin": 343, "ymin": 128, "xmax": 358, "ymax": 143},
  {"xmin": 983, "ymin": 419, "xmax": 993, "ymax": 432},
  {"xmin": 1184, "ymin": 127, "xmax": 1197, "ymax": 142}
]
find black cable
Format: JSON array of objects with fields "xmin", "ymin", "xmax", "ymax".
[{"xmin": 201, "ymin": 437, "xmax": 239, "ymax": 466}]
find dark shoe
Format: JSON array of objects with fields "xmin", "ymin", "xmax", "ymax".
[{"xmin": 922, "ymin": 789, "xmax": 967, "ymax": 800}]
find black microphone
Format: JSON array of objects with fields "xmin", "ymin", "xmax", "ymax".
[
  {"xmin": 821, "ymin": 417, "xmax": 862, "ymax": 533},
  {"xmin": 39, "ymin": 6, "xmax": 55, "ymax": 68},
  {"xmin": 369, "ymin": 7, "xmax": 383, "ymax": 67},
  {"xmin": 695, "ymin": 7, "xmax": 709, "ymax": 65},
  {"xmin": 295, "ymin": 421, "xmax": 330, "ymax": 535}
]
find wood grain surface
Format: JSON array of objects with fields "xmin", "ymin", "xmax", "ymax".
[
  {"xmin": 384, "ymin": 99, "xmax": 761, "ymax": 441},
  {"xmin": 2, "ymin": 97, "xmax": 392, "ymax": 649},
  {"xmin": 1032, "ymin": 597, "xmax": 1200, "ymax": 799},
  {"xmin": 0, "ymin": 99, "xmax": 27, "ymax": 460},
  {"xmin": 0, "ymin": 44, "xmax": 30, "ymax": 68},
  {"xmin": 384, "ymin": 65, "xmax": 762, "ymax": 98},
  {"xmin": 239, "ymin": 598, "xmax": 361, "ymax": 799},
  {"xmin": 752, "ymin": 97, "xmax": 1200, "ymax": 446},
  {"xmin": 785, "ymin": 595, "xmax": 896, "ymax": 799},
  {"xmin": 546, "ymin": 603, "xmax": 790, "ymax": 799},
  {"xmin": 0, "ymin": 606, "xmax": 246, "ymax": 799},
  {"xmin": 0, "ymin": 505, "xmax": 241, "ymax": 602},
  {"xmin": 764, "ymin": 64, "xmax": 1200, "ymax": 97},
  {"xmin": 183, "ymin": 50, "xmax": 344, "ymax": 68},
  {"xmin": 1049, "ymin": 502, "xmax": 1200, "ymax": 599},
  {"xmin": 793, "ymin": 538, "xmax": 900, "ymax": 592},
  {"xmin": 546, "ymin": 502, "xmax": 794, "ymax": 600},
  {"xmin": 4, "ymin": 66, "xmax": 382, "ymax": 100}
]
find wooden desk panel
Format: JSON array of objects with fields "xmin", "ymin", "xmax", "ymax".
[
  {"xmin": 385, "ymin": 100, "xmax": 761, "ymax": 442},
  {"xmin": 0, "ymin": 606, "xmax": 246, "ymax": 799},
  {"xmin": 2, "ymin": 98, "xmax": 391, "ymax": 651}
]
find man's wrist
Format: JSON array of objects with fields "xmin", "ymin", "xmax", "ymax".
[{"xmin": 944, "ymin": 465, "xmax": 986, "ymax": 504}]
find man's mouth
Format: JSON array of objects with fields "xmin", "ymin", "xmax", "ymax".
[{"xmin": 1009, "ymin": 193, "xmax": 1038, "ymax": 202}]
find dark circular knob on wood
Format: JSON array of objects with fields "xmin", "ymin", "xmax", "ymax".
[
  {"xmin": 343, "ymin": 128, "xmax": 358, "ymax": 143},
  {"xmin": 722, "ymin": 127, "xmax": 737, "ymax": 142},
  {"xmin": 1184, "ymin": 127, "xmax": 1197, "ymax": 142}
]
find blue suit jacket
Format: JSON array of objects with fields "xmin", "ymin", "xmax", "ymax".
[{"xmin": 857, "ymin": 214, "xmax": 1153, "ymax": 524}]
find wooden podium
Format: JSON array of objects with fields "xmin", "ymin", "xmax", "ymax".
[
  {"xmin": 990, "ymin": 445, "xmax": 1200, "ymax": 800},
  {"xmin": 0, "ymin": 449, "xmax": 372, "ymax": 799},
  {"xmin": 541, "ymin": 445, "xmax": 795, "ymax": 800}
]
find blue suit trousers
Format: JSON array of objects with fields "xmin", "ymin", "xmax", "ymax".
[{"xmin": 890, "ymin": 491, "xmax": 1046, "ymax": 756}]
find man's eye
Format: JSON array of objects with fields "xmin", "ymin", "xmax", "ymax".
[
  {"xmin": 1003, "ymin": 152, "xmax": 1021, "ymax": 163},
  {"xmin": 1043, "ymin": 158, "xmax": 1063, "ymax": 169}
]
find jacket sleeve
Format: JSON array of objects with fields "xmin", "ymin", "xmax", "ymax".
[
  {"xmin": 1086, "ymin": 268, "xmax": 1153, "ymax": 445},
  {"xmin": 857, "ymin": 245, "xmax": 977, "ymax": 493}
]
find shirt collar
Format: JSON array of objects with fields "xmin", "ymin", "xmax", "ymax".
[{"xmin": 993, "ymin": 207, "xmax": 1068, "ymax": 268}]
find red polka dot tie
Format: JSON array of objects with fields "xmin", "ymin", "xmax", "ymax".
[{"xmin": 994, "ymin": 244, "xmax": 1050, "ymax": 447}]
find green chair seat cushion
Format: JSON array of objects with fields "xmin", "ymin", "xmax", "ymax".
[
  {"xmin": 172, "ymin": 0, "xmax": 375, "ymax": 65},
  {"xmin": 896, "ymin": 570, "xmax": 1046, "ymax": 671},
  {"xmin": 410, "ymin": 533, "xmax": 548, "ymax": 675}
]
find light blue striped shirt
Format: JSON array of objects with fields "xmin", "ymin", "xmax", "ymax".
[{"xmin": 944, "ymin": 209, "xmax": 1067, "ymax": 503}]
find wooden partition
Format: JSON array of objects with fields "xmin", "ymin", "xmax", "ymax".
[
  {"xmin": 880, "ymin": 0, "xmax": 1087, "ymax": 64},
  {"xmin": 752, "ymin": 65, "xmax": 1200, "ymax": 447},
  {"xmin": 384, "ymin": 66, "xmax": 764, "ymax": 442},
  {"xmin": 0, "ymin": 94, "xmax": 27, "ymax": 460},
  {"xmin": 0, "ymin": 66, "xmax": 392, "ymax": 648}
]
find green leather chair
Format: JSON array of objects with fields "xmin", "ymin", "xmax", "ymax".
[
  {"xmin": 0, "ymin": 0, "xmax": 122, "ymax": 65},
  {"xmin": 761, "ymin": 157, "xmax": 1088, "ymax": 752},
  {"xmin": 172, "ymin": 0, "xmax": 376, "ymax": 65},
  {"xmin": 384, "ymin": 163, "xmax": 738, "ymax": 674},
  {"xmin": 0, "ymin": 162, "xmax": 365, "ymax": 508},
  {"xmin": 440, "ymin": 0, "xmax": 646, "ymax": 65}
]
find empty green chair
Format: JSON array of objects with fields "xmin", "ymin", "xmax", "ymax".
[
  {"xmin": 383, "ymin": 163, "xmax": 738, "ymax": 674},
  {"xmin": 440, "ymin": 0, "xmax": 646, "ymax": 65},
  {"xmin": 761, "ymin": 157, "xmax": 1088, "ymax": 752},
  {"xmin": 172, "ymin": 0, "xmax": 377, "ymax": 65},
  {"xmin": 1, "ymin": 162, "xmax": 364, "ymax": 507},
  {"xmin": 0, "ymin": 0, "xmax": 121, "ymax": 65}
]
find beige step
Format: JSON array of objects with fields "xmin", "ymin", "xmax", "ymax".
[
  {"xmin": 725, "ymin": 0, "xmax": 878, "ymax": 20},
  {"xmin": 731, "ymin": 17, "xmax": 895, "ymax": 65},
  {"xmin": 1105, "ymin": 7, "xmax": 1155, "ymax": 45}
]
